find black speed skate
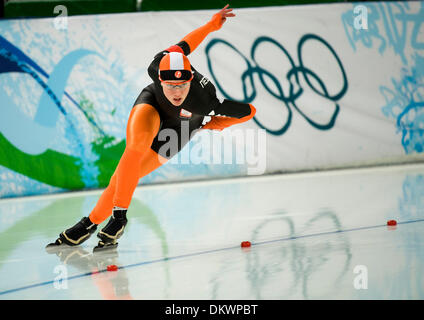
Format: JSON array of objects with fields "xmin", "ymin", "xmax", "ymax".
[
  {"xmin": 46, "ymin": 217, "xmax": 97, "ymax": 249},
  {"xmin": 94, "ymin": 209, "xmax": 127, "ymax": 252}
]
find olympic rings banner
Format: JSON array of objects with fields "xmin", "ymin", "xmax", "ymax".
[{"xmin": 1, "ymin": 1, "xmax": 423, "ymax": 197}]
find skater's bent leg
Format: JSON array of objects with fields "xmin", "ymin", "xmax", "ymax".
[
  {"xmin": 88, "ymin": 148, "xmax": 167, "ymax": 225},
  {"xmin": 89, "ymin": 104, "xmax": 161, "ymax": 225},
  {"xmin": 48, "ymin": 104, "xmax": 161, "ymax": 248},
  {"xmin": 89, "ymin": 172, "xmax": 117, "ymax": 225},
  {"xmin": 138, "ymin": 148, "xmax": 168, "ymax": 178},
  {"xmin": 94, "ymin": 148, "xmax": 167, "ymax": 250},
  {"xmin": 113, "ymin": 104, "xmax": 161, "ymax": 208}
]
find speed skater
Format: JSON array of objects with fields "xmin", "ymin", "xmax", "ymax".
[{"xmin": 47, "ymin": 4, "xmax": 256, "ymax": 252}]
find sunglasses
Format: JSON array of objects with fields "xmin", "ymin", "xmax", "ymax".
[{"xmin": 162, "ymin": 82, "xmax": 190, "ymax": 90}]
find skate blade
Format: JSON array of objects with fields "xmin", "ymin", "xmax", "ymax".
[
  {"xmin": 45, "ymin": 239, "xmax": 74, "ymax": 254},
  {"xmin": 45, "ymin": 238, "xmax": 65, "ymax": 249},
  {"xmin": 93, "ymin": 242, "xmax": 118, "ymax": 253}
]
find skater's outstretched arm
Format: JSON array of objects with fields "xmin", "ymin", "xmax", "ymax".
[
  {"xmin": 181, "ymin": 4, "xmax": 235, "ymax": 54},
  {"xmin": 148, "ymin": 5, "xmax": 235, "ymax": 81},
  {"xmin": 202, "ymin": 102, "xmax": 256, "ymax": 131},
  {"xmin": 146, "ymin": 5, "xmax": 234, "ymax": 87},
  {"xmin": 165, "ymin": 4, "xmax": 235, "ymax": 55}
]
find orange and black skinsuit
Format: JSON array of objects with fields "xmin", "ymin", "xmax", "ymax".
[{"xmin": 88, "ymin": 12, "xmax": 256, "ymax": 225}]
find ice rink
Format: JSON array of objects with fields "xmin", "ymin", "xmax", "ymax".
[{"xmin": 0, "ymin": 163, "xmax": 423, "ymax": 300}]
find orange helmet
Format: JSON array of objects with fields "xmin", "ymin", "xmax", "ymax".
[{"xmin": 159, "ymin": 52, "xmax": 193, "ymax": 84}]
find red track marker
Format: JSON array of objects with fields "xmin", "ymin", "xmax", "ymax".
[
  {"xmin": 241, "ymin": 241, "xmax": 251, "ymax": 248},
  {"xmin": 387, "ymin": 220, "xmax": 397, "ymax": 226},
  {"xmin": 107, "ymin": 264, "xmax": 118, "ymax": 272}
]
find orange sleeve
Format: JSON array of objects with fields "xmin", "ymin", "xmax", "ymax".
[
  {"xmin": 165, "ymin": 45, "xmax": 185, "ymax": 54},
  {"xmin": 202, "ymin": 104, "xmax": 256, "ymax": 131},
  {"xmin": 181, "ymin": 11, "xmax": 225, "ymax": 54}
]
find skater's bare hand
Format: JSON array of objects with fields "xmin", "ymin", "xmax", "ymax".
[{"xmin": 210, "ymin": 4, "xmax": 236, "ymax": 31}]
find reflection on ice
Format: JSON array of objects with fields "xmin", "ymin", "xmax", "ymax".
[{"xmin": 0, "ymin": 164, "xmax": 423, "ymax": 299}]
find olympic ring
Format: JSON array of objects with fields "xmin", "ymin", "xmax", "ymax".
[{"xmin": 205, "ymin": 34, "xmax": 349, "ymax": 136}]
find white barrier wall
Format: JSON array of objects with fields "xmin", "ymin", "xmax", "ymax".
[
  {"xmin": 0, "ymin": 1, "xmax": 423, "ymax": 197},
  {"xmin": 197, "ymin": 1, "xmax": 424, "ymax": 172}
]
